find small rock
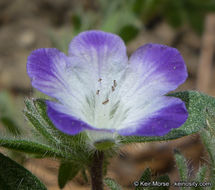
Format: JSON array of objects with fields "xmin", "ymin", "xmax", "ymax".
[{"xmin": 18, "ymin": 30, "xmax": 35, "ymax": 48}]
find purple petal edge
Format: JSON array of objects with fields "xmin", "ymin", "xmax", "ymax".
[
  {"xmin": 46, "ymin": 101, "xmax": 116, "ymax": 135},
  {"xmin": 117, "ymin": 97, "xmax": 188, "ymax": 136},
  {"xmin": 27, "ymin": 48, "xmax": 69, "ymax": 98},
  {"xmin": 129, "ymin": 43, "xmax": 188, "ymax": 96}
]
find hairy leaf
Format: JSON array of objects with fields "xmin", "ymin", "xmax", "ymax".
[
  {"xmin": 104, "ymin": 178, "xmax": 122, "ymax": 190},
  {"xmin": 174, "ymin": 150, "xmax": 188, "ymax": 186},
  {"xmin": 24, "ymin": 98, "xmax": 60, "ymax": 145},
  {"xmin": 58, "ymin": 161, "xmax": 81, "ymax": 188},
  {"xmin": 136, "ymin": 168, "xmax": 151, "ymax": 190},
  {"xmin": 191, "ymin": 165, "xmax": 208, "ymax": 190},
  {"xmin": 0, "ymin": 152, "xmax": 47, "ymax": 190},
  {"xmin": 0, "ymin": 138, "xmax": 67, "ymax": 158}
]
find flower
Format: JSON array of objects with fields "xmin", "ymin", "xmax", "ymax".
[{"xmin": 27, "ymin": 30, "xmax": 188, "ymax": 143}]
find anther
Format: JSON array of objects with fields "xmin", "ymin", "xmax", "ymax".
[
  {"xmin": 113, "ymin": 80, "xmax": 117, "ymax": 87},
  {"xmin": 102, "ymin": 99, "xmax": 109, "ymax": 105},
  {"xmin": 96, "ymin": 90, "xmax": 100, "ymax": 95},
  {"xmin": 112, "ymin": 86, "xmax": 115, "ymax": 92}
]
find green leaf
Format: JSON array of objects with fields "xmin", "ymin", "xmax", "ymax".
[
  {"xmin": 0, "ymin": 138, "xmax": 67, "ymax": 158},
  {"xmin": 24, "ymin": 98, "xmax": 59, "ymax": 145},
  {"xmin": 137, "ymin": 0, "xmax": 164, "ymax": 26},
  {"xmin": 135, "ymin": 168, "xmax": 151, "ymax": 190},
  {"xmin": 0, "ymin": 91, "xmax": 23, "ymax": 136},
  {"xmin": 174, "ymin": 150, "xmax": 188, "ymax": 187},
  {"xmin": 0, "ymin": 175, "xmax": 11, "ymax": 190},
  {"xmin": 136, "ymin": 169, "xmax": 170, "ymax": 190},
  {"xmin": 32, "ymin": 99, "xmax": 92, "ymax": 164},
  {"xmin": 0, "ymin": 152, "xmax": 47, "ymax": 190},
  {"xmin": 104, "ymin": 178, "xmax": 122, "ymax": 190},
  {"xmin": 71, "ymin": 14, "xmax": 82, "ymax": 32},
  {"xmin": 119, "ymin": 91, "xmax": 213, "ymax": 143},
  {"xmin": 118, "ymin": 25, "xmax": 139, "ymax": 43},
  {"xmin": 195, "ymin": 165, "xmax": 207, "ymax": 182},
  {"xmin": 187, "ymin": 10, "xmax": 204, "ymax": 34},
  {"xmin": 58, "ymin": 161, "xmax": 80, "ymax": 189},
  {"xmin": 24, "ymin": 99, "xmax": 91, "ymax": 164},
  {"xmin": 164, "ymin": 0, "xmax": 186, "ymax": 28},
  {"xmin": 140, "ymin": 168, "xmax": 151, "ymax": 182},
  {"xmin": 0, "ymin": 91, "xmax": 14, "ymax": 115},
  {"xmin": 200, "ymin": 128, "xmax": 215, "ymax": 185},
  {"xmin": 0, "ymin": 116, "xmax": 21, "ymax": 136},
  {"xmin": 81, "ymin": 169, "xmax": 88, "ymax": 183},
  {"xmin": 191, "ymin": 165, "xmax": 207, "ymax": 190}
]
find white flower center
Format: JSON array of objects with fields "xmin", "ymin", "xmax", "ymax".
[{"xmin": 82, "ymin": 77, "xmax": 129, "ymax": 132}]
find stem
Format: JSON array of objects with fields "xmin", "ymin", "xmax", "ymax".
[{"xmin": 90, "ymin": 151, "xmax": 104, "ymax": 190}]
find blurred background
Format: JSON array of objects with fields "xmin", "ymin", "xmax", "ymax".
[{"xmin": 1, "ymin": 0, "xmax": 215, "ymax": 189}]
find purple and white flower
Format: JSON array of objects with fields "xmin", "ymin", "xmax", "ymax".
[{"xmin": 27, "ymin": 30, "xmax": 188, "ymax": 143}]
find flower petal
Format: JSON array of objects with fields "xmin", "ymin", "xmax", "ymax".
[
  {"xmin": 128, "ymin": 43, "xmax": 187, "ymax": 99},
  {"xmin": 117, "ymin": 96, "xmax": 188, "ymax": 136},
  {"xmin": 68, "ymin": 31, "xmax": 128, "ymax": 91},
  {"xmin": 27, "ymin": 48, "xmax": 70, "ymax": 98},
  {"xmin": 68, "ymin": 30, "xmax": 127, "ymax": 67},
  {"xmin": 46, "ymin": 101, "xmax": 94, "ymax": 135}
]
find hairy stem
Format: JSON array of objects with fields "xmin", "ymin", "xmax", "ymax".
[{"xmin": 90, "ymin": 151, "xmax": 104, "ymax": 190}]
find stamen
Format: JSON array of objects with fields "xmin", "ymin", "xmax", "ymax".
[
  {"xmin": 112, "ymin": 86, "xmax": 115, "ymax": 92},
  {"xmin": 102, "ymin": 99, "xmax": 109, "ymax": 105},
  {"xmin": 98, "ymin": 78, "xmax": 102, "ymax": 82},
  {"xmin": 96, "ymin": 90, "xmax": 100, "ymax": 95},
  {"xmin": 113, "ymin": 80, "xmax": 117, "ymax": 87}
]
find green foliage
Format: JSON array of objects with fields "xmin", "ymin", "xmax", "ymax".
[
  {"xmin": 81, "ymin": 169, "xmax": 88, "ymax": 183},
  {"xmin": 195, "ymin": 165, "xmax": 207, "ymax": 182},
  {"xmin": 0, "ymin": 96, "xmax": 91, "ymax": 167},
  {"xmin": 173, "ymin": 150, "xmax": 211, "ymax": 190},
  {"xmin": 58, "ymin": 161, "xmax": 81, "ymax": 188},
  {"xmin": 174, "ymin": 150, "xmax": 188, "ymax": 184},
  {"xmin": 24, "ymin": 110, "xmax": 58, "ymax": 144},
  {"xmin": 104, "ymin": 178, "xmax": 122, "ymax": 190},
  {"xmin": 49, "ymin": 0, "xmax": 215, "ymax": 53},
  {"xmin": 23, "ymin": 98, "xmax": 92, "ymax": 165},
  {"xmin": 133, "ymin": 0, "xmax": 215, "ymax": 34},
  {"xmin": 71, "ymin": 14, "xmax": 82, "ymax": 32},
  {"xmin": 135, "ymin": 168, "xmax": 170, "ymax": 190},
  {"xmin": 0, "ymin": 91, "xmax": 22, "ymax": 136},
  {"xmin": 191, "ymin": 165, "xmax": 208, "ymax": 190},
  {"xmin": 119, "ymin": 91, "xmax": 214, "ymax": 143},
  {"xmin": 0, "ymin": 152, "xmax": 47, "ymax": 190},
  {"xmin": 133, "ymin": 0, "xmax": 164, "ymax": 25},
  {"xmin": 164, "ymin": 0, "xmax": 186, "ymax": 28},
  {"xmin": 200, "ymin": 110, "xmax": 215, "ymax": 187},
  {"xmin": 28, "ymin": 98, "xmax": 87, "ymax": 148},
  {"xmin": 0, "ymin": 116, "xmax": 21, "ymax": 136},
  {"xmin": 135, "ymin": 168, "xmax": 151, "ymax": 190},
  {"xmin": 139, "ymin": 168, "xmax": 151, "ymax": 182},
  {"xmin": 118, "ymin": 25, "xmax": 139, "ymax": 43},
  {"xmin": 0, "ymin": 138, "xmax": 66, "ymax": 158}
]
